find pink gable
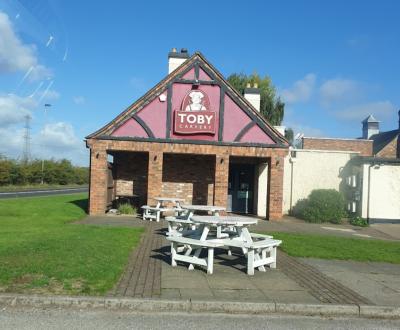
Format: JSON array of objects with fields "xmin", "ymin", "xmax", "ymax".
[
  {"xmin": 136, "ymin": 96, "xmax": 167, "ymax": 138},
  {"xmin": 112, "ymin": 118, "xmax": 148, "ymax": 138},
  {"xmin": 169, "ymin": 83, "xmax": 220, "ymax": 141},
  {"xmin": 198, "ymin": 68, "xmax": 213, "ymax": 81},
  {"xmin": 223, "ymin": 94, "xmax": 252, "ymax": 142},
  {"xmin": 182, "ymin": 68, "xmax": 195, "ymax": 80},
  {"xmin": 239, "ymin": 124, "xmax": 274, "ymax": 144}
]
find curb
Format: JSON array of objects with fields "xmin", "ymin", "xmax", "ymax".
[{"xmin": 0, "ymin": 294, "xmax": 399, "ymax": 319}]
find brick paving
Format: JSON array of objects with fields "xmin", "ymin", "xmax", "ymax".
[
  {"xmin": 82, "ymin": 216, "xmax": 373, "ymax": 304},
  {"xmin": 109, "ymin": 221, "xmax": 164, "ymax": 298},
  {"xmin": 278, "ymin": 251, "xmax": 373, "ymax": 305}
]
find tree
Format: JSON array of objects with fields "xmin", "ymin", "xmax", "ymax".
[
  {"xmin": 284, "ymin": 128, "xmax": 294, "ymax": 145},
  {"xmin": 227, "ymin": 73, "xmax": 285, "ymax": 125}
]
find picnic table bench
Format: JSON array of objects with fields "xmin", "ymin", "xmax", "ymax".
[
  {"xmin": 141, "ymin": 197, "xmax": 185, "ymax": 222},
  {"xmin": 165, "ymin": 215, "xmax": 281, "ymax": 275}
]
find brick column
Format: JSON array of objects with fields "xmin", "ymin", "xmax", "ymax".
[
  {"xmin": 89, "ymin": 146, "xmax": 108, "ymax": 215},
  {"xmin": 147, "ymin": 151, "xmax": 163, "ymax": 205},
  {"xmin": 214, "ymin": 154, "xmax": 229, "ymax": 207},
  {"xmin": 268, "ymin": 154, "xmax": 284, "ymax": 220}
]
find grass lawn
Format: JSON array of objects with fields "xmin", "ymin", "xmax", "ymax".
[
  {"xmin": 267, "ymin": 232, "xmax": 400, "ymax": 264},
  {"xmin": 0, "ymin": 193, "xmax": 143, "ymax": 295}
]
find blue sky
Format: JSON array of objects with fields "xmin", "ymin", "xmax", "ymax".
[{"xmin": 0, "ymin": 0, "xmax": 399, "ymax": 165}]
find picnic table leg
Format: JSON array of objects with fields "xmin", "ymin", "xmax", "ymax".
[
  {"xmin": 270, "ymin": 246, "xmax": 277, "ymax": 269},
  {"xmin": 207, "ymin": 247, "xmax": 214, "ymax": 274},
  {"xmin": 171, "ymin": 242, "xmax": 177, "ymax": 267},
  {"xmin": 247, "ymin": 249, "xmax": 255, "ymax": 275},
  {"xmin": 188, "ymin": 225, "xmax": 210, "ymax": 271},
  {"xmin": 254, "ymin": 249, "xmax": 266, "ymax": 272}
]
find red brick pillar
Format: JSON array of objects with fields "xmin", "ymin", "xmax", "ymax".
[
  {"xmin": 214, "ymin": 154, "xmax": 229, "ymax": 207},
  {"xmin": 268, "ymin": 154, "xmax": 284, "ymax": 220},
  {"xmin": 89, "ymin": 146, "xmax": 108, "ymax": 215},
  {"xmin": 147, "ymin": 151, "xmax": 163, "ymax": 205}
]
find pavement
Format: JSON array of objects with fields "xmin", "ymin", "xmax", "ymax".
[
  {"xmin": 1, "ymin": 307, "xmax": 400, "ymax": 329},
  {"xmin": 76, "ymin": 215, "xmax": 400, "ymax": 312}
]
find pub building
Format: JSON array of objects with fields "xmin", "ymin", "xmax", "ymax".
[{"xmin": 86, "ymin": 49, "xmax": 289, "ymax": 220}]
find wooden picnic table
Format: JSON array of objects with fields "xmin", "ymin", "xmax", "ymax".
[
  {"xmin": 181, "ymin": 204, "xmax": 225, "ymax": 216},
  {"xmin": 183, "ymin": 215, "xmax": 279, "ymax": 275}
]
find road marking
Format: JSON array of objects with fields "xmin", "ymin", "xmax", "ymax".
[
  {"xmin": 321, "ymin": 226, "xmax": 356, "ymax": 233},
  {"xmin": 352, "ymin": 234, "xmax": 371, "ymax": 238}
]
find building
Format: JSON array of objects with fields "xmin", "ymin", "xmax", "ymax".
[
  {"xmin": 86, "ymin": 50, "xmax": 289, "ymax": 220},
  {"xmin": 284, "ymin": 112, "xmax": 400, "ymax": 223}
]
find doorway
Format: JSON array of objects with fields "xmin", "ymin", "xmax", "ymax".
[{"xmin": 228, "ymin": 163, "xmax": 255, "ymax": 214}]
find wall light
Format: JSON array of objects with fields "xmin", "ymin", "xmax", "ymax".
[{"xmin": 153, "ymin": 155, "xmax": 158, "ymax": 162}]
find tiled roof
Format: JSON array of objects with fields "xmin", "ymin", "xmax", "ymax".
[{"xmin": 370, "ymin": 129, "xmax": 399, "ymax": 154}]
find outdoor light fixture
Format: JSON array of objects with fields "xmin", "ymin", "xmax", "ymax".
[
  {"xmin": 153, "ymin": 155, "xmax": 158, "ymax": 161},
  {"xmin": 220, "ymin": 158, "xmax": 224, "ymax": 164}
]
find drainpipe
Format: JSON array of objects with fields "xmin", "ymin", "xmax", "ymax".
[
  {"xmin": 366, "ymin": 164, "xmax": 373, "ymax": 223},
  {"xmin": 289, "ymin": 152, "xmax": 296, "ymax": 213}
]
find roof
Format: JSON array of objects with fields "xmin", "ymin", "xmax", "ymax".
[
  {"xmin": 370, "ymin": 129, "xmax": 399, "ymax": 154},
  {"xmin": 86, "ymin": 51, "xmax": 288, "ymax": 147},
  {"xmin": 350, "ymin": 155, "xmax": 400, "ymax": 165},
  {"xmin": 362, "ymin": 114, "xmax": 380, "ymax": 123}
]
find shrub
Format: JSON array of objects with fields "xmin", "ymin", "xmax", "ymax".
[
  {"xmin": 293, "ymin": 189, "xmax": 347, "ymax": 224},
  {"xmin": 117, "ymin": 203, "xmax": 137, "ymax": 215},
  {"xmin": 350, "ymin": 216, "xmax": 369, "ymax": 227}
]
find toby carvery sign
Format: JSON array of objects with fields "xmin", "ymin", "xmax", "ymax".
[{"xmin": 174, "ymin": 89, "xmax": 216, "ymax": 134}]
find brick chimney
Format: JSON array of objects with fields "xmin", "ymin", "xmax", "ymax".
[
  {"xmin": 244, "ymin": 83, "xmax": 261, "ymax": 111},
  {"xmin": 362, "ymin": 114, "xmax": 380, "ymax": 139},
  {"xmin": 168, "ymin": 48, "xmax": 189, "ymax": 74}
]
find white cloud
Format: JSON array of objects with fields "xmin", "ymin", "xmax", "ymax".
[
  {"xmin": 320, "ymin": 78, "xmax": 362, "ymax": 106},
  {"xmin": 285, "ymin": 122, "xmax": 324, "ymax": 138},
  {"xmin": 0, "ymin": 94, "xmax": 36, "ymax": 127},
  {"xmin": 334, "ymin": 101, "xmax": 396, "ymax": 121},
  {"xmin": 280, "ymin": 74, "xmax": 316, "ymax": 104},
  {"xmin": 73, "ymin": 96, "xmax": 85, "ymax": 105},
  {"xmin": 39, "ymin": 89, "xmax": 60, "ymax": 101},
  {"xmin": 34, "ymin": 122, "xmax": 88, "ymax": 165},
  {"xmin": 0, "ymin": 11, "xmax": 51, "ymax": 80}
]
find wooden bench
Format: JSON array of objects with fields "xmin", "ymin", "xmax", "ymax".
[
  {"xmin": 166, "ymin": 236, "xmax": 224, "ymax": 274},
  {"xmin": 141, "ymin": 205, "xmax": 174, "ymax": 222},
  {"xmin": 165, "ymin": 216, "xmax": 196, "ymax": 236},
  {"xmin": 244, "ymin": 238, "xmax": 282, "ymax": 275}
]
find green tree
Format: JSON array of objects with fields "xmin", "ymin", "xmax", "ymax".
[
  {"xmin": 284, "ymin": 128, "xmax": 294, "ymax": 145},
  {"xmin": 227, "ymin": 73, "xmax": 284, "ymax": 125}
]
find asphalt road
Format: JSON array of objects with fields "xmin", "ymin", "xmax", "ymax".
[
  {"xmin": 0, "ymin": 308, "xmax": 399, "ymax": 330},
  {"xmin": 0, "ymin": 187, "xmax": 88, "ymax": 199}
]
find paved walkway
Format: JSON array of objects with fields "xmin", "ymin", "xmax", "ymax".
[{"xmin": 78, "ymin": 215, "xmax": 399, "ymax": 305}]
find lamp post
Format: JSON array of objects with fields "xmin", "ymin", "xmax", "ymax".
[{"xmin": 41, "ymin": 103, "xmax": 52, "ymax": 184}]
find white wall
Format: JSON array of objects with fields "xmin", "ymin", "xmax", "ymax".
[
  {"xmin": 256, "ymin": 163, "xmax": 268, "ymax": 217},
  {"xmin": 360, "ymin": 164, "xmax": 400, "ymax": 220},
  {"xmin": 283, "ymin": 149, "xmax": 357, "ymax": 214}
]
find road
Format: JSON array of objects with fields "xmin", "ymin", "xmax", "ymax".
[
  {"xmin": 0, "ymin": 187, "xmax": 88, "ymax": 199},
  {"xmin": 0, "ymin": 308, "xmax": 399, "ymax": 330}
]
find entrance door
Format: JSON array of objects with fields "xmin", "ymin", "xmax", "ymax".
[{"xmin": 228, "ymin": 163, "xmax": 254, "ymax": 214}]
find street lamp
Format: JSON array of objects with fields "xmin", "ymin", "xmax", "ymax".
[{"xmin": 41, "ymin": 104, "xmax": 52, "ymax": 184}]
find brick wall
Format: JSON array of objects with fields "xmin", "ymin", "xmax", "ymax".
[
  {"xmin": 162, "ymin": 154, "xmax": 215, "ymax": 205},
  {"xmin": 376, "ymin": 137, "xmax": 398, "ymax": 158},
  {"xmin": 114, "ymin": 151, "xmax": 148, "ymax": 206},
  {"xmin": 87, "ymin": 139, "xmax": 288, "ymax": 220},
  {"xmin": 302, "ymin": 137, "xmax": 373, "ymax": 156}
]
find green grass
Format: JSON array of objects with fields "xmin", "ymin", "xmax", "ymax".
[
  {"xmin": 266, "ymin": 232, "xmax": 400, "ymax": 264},
  {"xmin": 0, "ymin": 193, "xmax": 144, "ymax": 295}
]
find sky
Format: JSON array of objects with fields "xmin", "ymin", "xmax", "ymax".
[{"xmin": 0, "ymin": 0, "xmax": 399, "ymax": 165}]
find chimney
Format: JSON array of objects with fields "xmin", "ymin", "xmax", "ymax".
[
  {"xmin": 244, "ymin": 82, "xmax": 260, "ymax": 111},
  {"xmin": 168, "ymin": 48, "xmax": 189, "ymax": 74},
  {"xmin": 362, "ymin": 114, "xmax": 380, "ymax": 139}
]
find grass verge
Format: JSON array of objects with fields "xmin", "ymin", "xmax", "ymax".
[
  {"xmin": 0, "ymin": 193, "xmax": 143, "ymax": 295},
  {"xmin": 265, "ymin": 232, "xmax": 400, "ymax": 264}
]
